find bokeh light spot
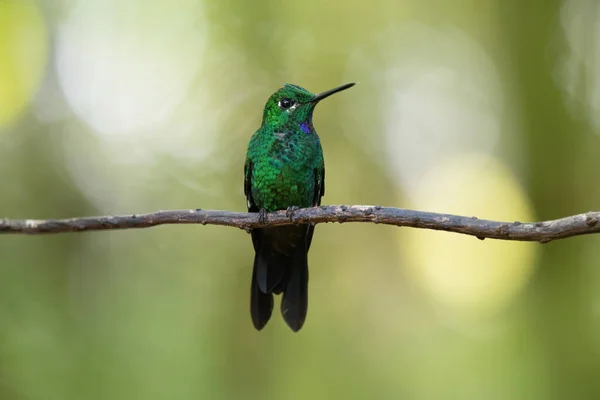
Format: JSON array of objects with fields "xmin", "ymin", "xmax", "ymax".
[
  {"xmin": 55, "ymin": 0, "xmax": 205, "ymax": 137},
  {"xmin": 402, "ymin": 153, "xmax": 539, "ymax": 317},
  {"xmin": 0, "ymin": 0, "xmax": 47, "ymax": 127}
]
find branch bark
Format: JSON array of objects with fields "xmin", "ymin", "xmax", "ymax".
[{"xmin": 1, "ymin": 206, "xmax": 599, "ymax": 243}]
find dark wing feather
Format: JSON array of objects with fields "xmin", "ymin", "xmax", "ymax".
[
  {"xmin": 245, "ymin": 160, "xmax": 262, "ymax": 252},
  {"xmin": 244, "ymin": 160, "xmax": 258, "ymax": 212},
  {"xmin": 319, "ymin": 167, "xmax": 324, "ymax": 199},
  {"xmin": 306, "ymin": 167, "xmax": 325, "ymax": 251}
]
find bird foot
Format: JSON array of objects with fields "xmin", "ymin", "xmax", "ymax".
[
  {"xmin": 286, "ymin": 206, "xmax": 300, "ymax": 222},
  {"xmin": 258, "ymin": 208, "xmax": 268, "ymax": 225}
]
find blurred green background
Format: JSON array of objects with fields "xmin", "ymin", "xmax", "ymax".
[{"xmin": 1, "ymin": 0, "xmax": 600, "ymax": 399}]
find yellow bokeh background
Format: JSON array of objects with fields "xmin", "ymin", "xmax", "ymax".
[
  {"xmin": 403, "ymin": 153, "xmax": 538, "ymax": 316},
  {"xmin": 0, "ymin": 0, "xmax": 46, "ymax": 126}
]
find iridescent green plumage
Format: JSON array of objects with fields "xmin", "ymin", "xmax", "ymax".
[{"xmin": 244, "ymin": 82, "xmax": 354, "ymax": 332}]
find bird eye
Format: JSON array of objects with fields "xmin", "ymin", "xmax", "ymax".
[{"xmin": 278, "ymin": 98, "xmax": 293, "ymax": 110}]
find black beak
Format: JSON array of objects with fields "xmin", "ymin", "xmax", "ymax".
[{"xmin": 311, "ymin": 82, "xmax": 355, "ymax": 103}]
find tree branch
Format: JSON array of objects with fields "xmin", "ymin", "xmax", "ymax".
[{"xmin": 0, "ymin": 206, "xmax": 599, "ymax": 243}]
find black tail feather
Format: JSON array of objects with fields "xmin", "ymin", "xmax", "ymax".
[
  {"xmin": 249, "ymin": 225, "xmax": 310, "ymax": 332},
  {"xmin": 256, "ymin": 246, "xmax": 288, "ymax": 294},
  {"xmin": 250, "ymin": 255, "xmax": 274, "ymax": 330},
  {"xmin": 281, "ymin": 249, "xmax": 309, "ymax": 332}
]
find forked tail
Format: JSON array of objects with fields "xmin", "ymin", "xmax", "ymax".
[{"xmin": 250, "ymin": 227, "xmax": 309, "ymax": 332}]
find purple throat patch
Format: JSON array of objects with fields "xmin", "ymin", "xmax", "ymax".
[{"xmin": 300, "ymin": 122, "xmax": 311, "ymax": 133}]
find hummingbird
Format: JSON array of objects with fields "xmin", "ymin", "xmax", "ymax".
[{"xmin": 244, "ymin": 82, "xmax": 355, "ymax": 332}]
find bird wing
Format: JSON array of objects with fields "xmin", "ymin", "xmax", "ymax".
[
  {"xmin": 315, "ymin": 166, "xmax": 325, "ymax": 205},
  {"xmin": 244, "ymin": 160, "xmax": 258, "ymax": 212},
  {"xmin": 245, "ymin": 159, "xmax": 262, "ymax": 253},
  {"xmin": 306, "ymin": 166, "xmax": 324, "ymax": 251}
]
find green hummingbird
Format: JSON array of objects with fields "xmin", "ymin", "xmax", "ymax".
[{"xmin": 244, "ymin": 82, "xmax": 355, "ymax": 332}]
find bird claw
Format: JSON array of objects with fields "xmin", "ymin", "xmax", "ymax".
[
  {"xmin": 258, "ymin": 208, "xmax": 268, "ymax": 225},
  {"xmin": 286, "ymin": 206, "xmax": 299, "ymax": 221}
]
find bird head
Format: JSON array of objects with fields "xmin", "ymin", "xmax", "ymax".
[{"xmin": 261, "ymin": 82, "xmax": 355, "ymax": 132}]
